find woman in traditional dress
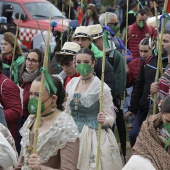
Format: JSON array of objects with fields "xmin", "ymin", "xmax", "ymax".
[
  {"xmin": 66, "ymin": 48, "xmax": 123, "ymax": 170},
  {"xmin": 123, "ymin": 95, "xmax": 170, "ymax": 170},
  {"xmin": 15, "ymin": 75, "xmax": 79, "ymax": 169}
]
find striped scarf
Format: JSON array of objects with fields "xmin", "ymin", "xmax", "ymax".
[{"xmin": 159, "ymin": 68, "xmax": 170, "ymax": 100}]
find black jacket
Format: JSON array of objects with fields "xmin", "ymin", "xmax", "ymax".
[
  {"xmin": 94, "ymin": 57, "xmax": 117, "ymax": 100},
  {"xmin": 0, "ymin": 18, "xmax": 16, "ymax": 35},
  {"xmin": 128, "ymin": 55, "xmax": 168, "ymax": 116}
]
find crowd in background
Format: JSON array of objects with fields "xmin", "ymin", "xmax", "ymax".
[{"xmin": 0, "ymin": 0, "xmax": 170, "ymax": 169}]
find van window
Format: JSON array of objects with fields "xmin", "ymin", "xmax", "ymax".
[
  {"xmin": 6, "ymin": 2, "xmax": 25, "ymax": 19},
  {"xmin": 25, "ymin": 2, "xmax": 64, "ymax": 20}
]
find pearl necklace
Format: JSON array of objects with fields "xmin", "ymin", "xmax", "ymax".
[{"xmin": 81, "ymin": 75, "xmax": 94, "ymax": 84}]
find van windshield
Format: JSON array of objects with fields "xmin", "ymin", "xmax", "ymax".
[{"xmin": 25, "ymin": 2, "xmax": 65, "ymax": 19}]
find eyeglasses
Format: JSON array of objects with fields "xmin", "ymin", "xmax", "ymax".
[
  {"xmin": 107, "ymin": 22, "xmax": 119, "ymax": 27},
  {"xmin": 139, "ymin": 50, "xmax": 149, "ymax": 53},
  {"xmin": 26, "ymin": 58, "xmax": 39, "ymax": 64}
]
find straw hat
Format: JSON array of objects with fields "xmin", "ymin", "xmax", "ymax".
[
  {"xmin": 56, "ymin": 42, "xmax": 81, "ymax": 55},
  {"xmin": 73, "ymin": 26, "xmax": 93, "ymax": 41},
  {"xmin": 88, "ymin": 24, "xmax": 103, "ymax": 40}
]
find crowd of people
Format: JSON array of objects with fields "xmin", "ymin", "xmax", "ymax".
[{"xmin": 0, "ymin": 0, "xmax": 170, "ymax": 170}]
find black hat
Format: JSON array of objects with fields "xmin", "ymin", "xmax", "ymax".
[{"xmin": 2, "ymin": 4, "xmax": 14, "ymax": 13}]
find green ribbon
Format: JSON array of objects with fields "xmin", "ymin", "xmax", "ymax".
[
  {"xmin": 67, "ymin": 25, "xmax": 74, "ymax": 39},
  {"xmin": 67, "ymin": 25, "xmax": 73, "ymax": 30},
  {"xmin": 122, "ymin": 28, "xmax": 126, "ymax": 41},
  {"xmin": 3, "ymin": 56, "xmax": 25, "ymax": 85},
  {"xmin": 3, "ymin": 63, "xmax": 10, "ymax": 69},
  {"xmin": 90, "ymin": 42, "xmax": 103, "ymax": 58},
  {"xmin": 102, "ymin": 30, "xmax": 110, "ymax": 49},
  {"xmin": 41, "ymin": 67, "xmax": 57, "ymax": 94},
  {"xmin": 162, "ymin": 10, "xmax": 170, "ymax": 20},
  {"xmin": 81, "ymin": 4, "xmax": 84, "ymax": 9},
  {"xmin": 164, "ymin": 136, "xmax": 170, "ymax": 150},
  {"xmin": 128, "ymin": 10, "xmax": 137, "ymax": 16},
  {"xmin": 48, "ymin": 46, "xmax": 51, "ymax": 60}
]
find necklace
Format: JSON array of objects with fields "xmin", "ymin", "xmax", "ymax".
[
  {"xmin": 39, "ymin": 109, "xmax": 57, "ymax": 127},
  {"xmin": 81, "ymin": 75, "xmax": 94, "ymax": 84},
  {"xmin": 73, "ymin": 93, "xmax": 81, "ymax": 110}
]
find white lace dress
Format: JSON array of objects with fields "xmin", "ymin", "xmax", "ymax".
[
  {"xmin": 66, "ymin": 76, "xmax": 123, "ymax": 170},
  {"xmin": 18, "ymin": 111, "xmax": 79, "ymax": 170}
]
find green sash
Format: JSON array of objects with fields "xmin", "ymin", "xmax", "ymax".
[
  {"xmin": 3, "ymin": 56, "xmax": 25, "ymax": 85},
  {"xmin": 90, "ymin": 42, "xmax": 103, "ymax": 58}
]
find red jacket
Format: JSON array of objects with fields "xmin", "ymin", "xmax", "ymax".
[
  {"xmin": 126, "ymin": 57, "xmax": 143, "ymax": 88},
  {"xmin": 0, "ymin": 74, "xmax": 22, "ymax": 143},
  {"xmin": 128, "ymin": 22, "xmax": 157, "ymax": 59},
  {"xmin": 21, "ymin": 82, "xmax": 31, "ymax": 117},
  {"xmin": 167, "ymin": 1, "xmax": 170, "ymax": 13}
]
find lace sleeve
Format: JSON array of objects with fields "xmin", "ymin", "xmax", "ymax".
[
  {"xmin": 0, "ymin": 123, "xmax": 17, "ymax": 154},
  {"xmin": 102, "ymin": 89, "xmax": 116, "ymax": 127}
]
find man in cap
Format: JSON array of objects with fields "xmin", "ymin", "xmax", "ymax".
[
  {"xmin": 72, "ymin": 25, "xmax": 117, "ymax": 100},
  {"xmin": 1, "ymin": 4, "xmax": 16, "ymax": 35},
  {"xmin": 88, "ymin": 23, "xmax": 127, "ymax": 160}
]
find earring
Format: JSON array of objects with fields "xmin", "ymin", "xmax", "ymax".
[
  {"xmin": 64, "ymin": 93, "xmax": 68, "ymax": 102},
  {"xmin": 52, "ymin": 102, "xmax": 57, "ymax": 108}
]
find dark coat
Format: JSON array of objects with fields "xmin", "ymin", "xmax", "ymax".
[
  {"xmin": 128, "ymin": 55, "xmax": 168, "ymax": 116},
  {"xmin": 94, "ymin": 57, "xmax": 117, "ymax": 100},
  {"xmin": 0, "ymin": 74, "xmax": 22, "ymax": 143},
  {"xmin": 106, "ymin": 49, "xmax": 126, "ymax": 99},
  {"xmin": 0, "ymin": 18, "xmax": 17, "ymax": 35}
]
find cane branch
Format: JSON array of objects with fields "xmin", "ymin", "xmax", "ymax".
[
  {"xmin": 153, "ymin": 0, "xmax": 168, "ymax": 115},
  {"xmin": 96, "ymin": 12, "xmax": 108, "ymax": 170},
  {"xmin": 33, "ymin": 7, "xmax": 52, "ymax": 154},
  {"xmin": 10, "ymin": 13, "xmax": 21, "ymax": 80}
]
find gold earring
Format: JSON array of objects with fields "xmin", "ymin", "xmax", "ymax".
[{"xmin": 52, "ymin": 102, "xmax": 56, "ymax": 108}]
